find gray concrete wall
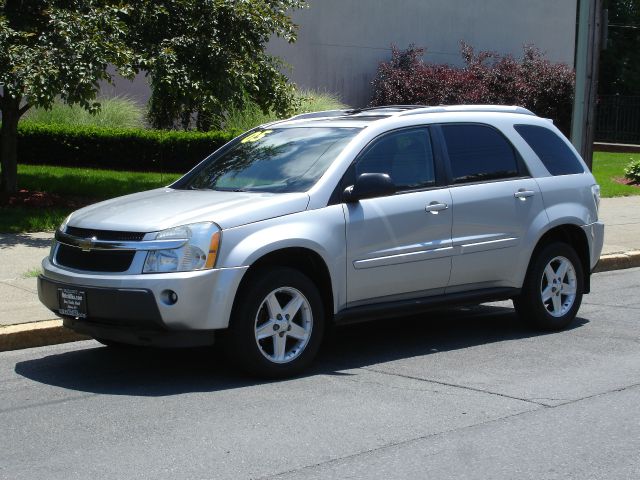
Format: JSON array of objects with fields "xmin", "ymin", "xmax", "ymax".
[
  {"xmin": 267, "ymin": 0, "xmax": 578, "ymax": 107},
  {"xmin": 100, "ymin": 69, "xmax": 151, "ymax": 106}
]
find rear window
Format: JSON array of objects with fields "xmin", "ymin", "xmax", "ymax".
[
  {"xmin": 441, "ymin": 124, "xmax": 519, "ymax": 183},
  {"xmin": 514, "ymin": 125, "xmax": 584, "ymax": 176}
]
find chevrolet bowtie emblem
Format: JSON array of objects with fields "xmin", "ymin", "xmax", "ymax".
[{"xmin": 79, "ymin": 237, "xmax": 97, "ymax": 252}]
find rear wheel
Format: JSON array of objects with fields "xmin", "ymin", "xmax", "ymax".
[
  {"xmin": 225, "ymin": 267, "xmax": 325, "ymax": 378},
  {"xmin": 514, "ymin": 242, "xmax": 584, "ymax": 330}
]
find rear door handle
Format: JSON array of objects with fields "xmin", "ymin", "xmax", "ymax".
[
  {"xmin": 425, "ymin": 202, "xmax": 448, "ymax": 214},
  {"xmin": 514, "ymin": 189, "xmax": 535, "ymax": 200}
]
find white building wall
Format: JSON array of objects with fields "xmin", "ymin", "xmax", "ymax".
[{"xmin": 267, "ymin": 0, "xmax": 578, "ymax": 107}]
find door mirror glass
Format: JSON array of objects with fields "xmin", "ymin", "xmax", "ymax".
[{"xmin": 344, "ymin": 172, "xmax": 396, "ymax": 202}]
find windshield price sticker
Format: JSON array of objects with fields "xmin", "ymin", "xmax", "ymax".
[
  {"xmin": 58, "ymin": 288, "xmax": 87, "ymax": 318},
  {"xmin": 241, "ymin": 130, "xmax": 272, "ymax": 143}
]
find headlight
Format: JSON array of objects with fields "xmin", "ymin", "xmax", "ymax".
[{"xmin": 143, "ymin": 222, "xmax": 221, "ymax": 273}]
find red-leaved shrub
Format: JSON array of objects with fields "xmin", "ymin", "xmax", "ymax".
[{"xmin": 370, "ymin": 42, "xmax": 575, "ymax": 135}]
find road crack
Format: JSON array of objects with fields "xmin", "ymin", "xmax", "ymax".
[
  {"xmin": 259, "ymin": 381, "xmax": 640, "ymax": 480},
  {"xmin": 362, "ymin": 367, "xmax": 552, "ymax": 407}
]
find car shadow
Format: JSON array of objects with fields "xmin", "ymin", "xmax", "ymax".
[
  {"xmin": 14, "ymin": 304, "xmax": 589, "ymax": 397},
  {"xmin": 0, "ymin": 233, "xmax": 53, "ymax": 249}
]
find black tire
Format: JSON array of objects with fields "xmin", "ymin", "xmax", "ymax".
[
  {"xmin": 514, "ymin": 241, "xmax": 584, "ymax": 331},
  {"xmin": 225, "ymin": 267, "xmax": 325, "ymax": 378}
]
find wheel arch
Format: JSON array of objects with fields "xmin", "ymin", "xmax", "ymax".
[
  {"xmin": 528, "ymin": 224, "xmax": 591, "ymax": 293},
  {"xmin": 231, "ymin": 247, "xmax": 335, "ymax": 326}
]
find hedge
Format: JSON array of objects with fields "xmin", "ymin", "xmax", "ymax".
[
  {"xmin": 17, "ymin": 123, "xmax": 240, "ymax": 173},
  {"xmin": 371, "ymin": 43, "xmax": 575, "ymax": 136}
]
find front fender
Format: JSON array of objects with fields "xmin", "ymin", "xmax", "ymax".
[{"xmin": 217, "ymin": 205, "xmax": 347, "ymax": 311}]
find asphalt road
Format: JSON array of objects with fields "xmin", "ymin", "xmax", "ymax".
[{"xmin": 1, "ymin": 268, "xmax": 640, "ymax": 480}]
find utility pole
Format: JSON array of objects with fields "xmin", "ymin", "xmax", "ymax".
[{"xmin": 571, "ymin": 0, "xmax": 604, "ymax": 170}]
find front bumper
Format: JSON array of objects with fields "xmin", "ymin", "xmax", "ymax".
[
  {"xmin": 39, "ymin": 276, "xmax": 221, "ymax": 347},
  {"xmin": 39, "ymin": 257, "xmax": 248, "ymax": 334}
]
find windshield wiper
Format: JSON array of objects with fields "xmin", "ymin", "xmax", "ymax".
[
  {"xmin": 212, "ymin": 187, "xmax": 248, "ymax": 192},
  {"xmin": 185, "ymin": 185, "xmax": 247, "ymax": 192}
]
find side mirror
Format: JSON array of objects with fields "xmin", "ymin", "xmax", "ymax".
[{"xmin": 343, "ymin": 173, "xmax": 395, "ymax": 202}]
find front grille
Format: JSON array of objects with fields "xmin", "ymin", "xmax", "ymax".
[
  {"xmin": 56, "ymin": 244, "xmax": 135, "ymax": 272},
  {"xmin": 65, "ymin": 226, "xmax": 146, "ymax": 242}
]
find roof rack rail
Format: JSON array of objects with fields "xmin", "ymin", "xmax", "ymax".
[
  {"xmin": 287, "ymin": 105, "xmax": 429, "ymax": 121},
  {"xmin": 346, "ymin": 105, "xmax": 430, "ymax": 114},
  {"xmin": 288, "ymin": 110, "xmax": 349, "ymax": 121},
  {"xmin": 398, "ymin": 105, "xmax": 535, "ymax": 117}
]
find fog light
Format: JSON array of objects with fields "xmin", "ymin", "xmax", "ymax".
[{"xmin": 160, "ymin": 289, "xmax": 178, "ymax": 306}]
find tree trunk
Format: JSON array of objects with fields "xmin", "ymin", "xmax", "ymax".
[{"xmin": 0, "ymin": 97, "xmax": 20, "ymax": 195}]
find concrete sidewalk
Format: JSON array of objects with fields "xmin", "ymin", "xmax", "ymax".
[
  {"xmin": 0, "ymin": 196, "xmax": 639, "ymax": 348},
  {"xmin": 0, "ymin": 232, "xmax": 54, "ymax": 327}
]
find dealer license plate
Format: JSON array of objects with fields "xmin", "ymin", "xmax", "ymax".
[{"xmin": 58, "ymin": 288, "xmax": 87, "ymax": 318}]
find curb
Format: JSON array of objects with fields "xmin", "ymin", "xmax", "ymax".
[
  {"xmin": 593, "ymin": 250, "xmax": 640, "ymax": 273},
  {"xmin": 1, "ymin": 253, "xmax": 639, "ymax": 353},
  {"xmin": 0, "ymin": 320, "xmax": 89, "ymax": 352}
]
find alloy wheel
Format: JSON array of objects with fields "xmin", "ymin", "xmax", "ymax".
[
  {"xmin": 254, "ymin": 287, "xmax": 313, "ymax": 364},
  {"xmin": 540, "ymin": 255, "xmax": 577, "ymax": 318}
]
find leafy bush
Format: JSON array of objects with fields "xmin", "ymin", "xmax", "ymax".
[
  {"xmin": 222, "ymin": 100, "xmax": 277, "ymax": 132},
  {"xmin": 370, "ymin": 43, "xmax": 575, "ymax": 135},
  {"xmin": 22, "ymin": 97, "xmax": 146, "ymax": 129},
  {"xmin": 223, "ymin": 90, "xmax": 347, "ymax": 131},
  {"xmin": 624, "ymin": 158, "xmax": 640, "ymax": 184},
  {"xmin": 297, "ymin": 90, "xmax": 347, "ymax": 114},
  {"xmin": 17, "ymin": 124, "xmax": 238, "ymax": 173}
]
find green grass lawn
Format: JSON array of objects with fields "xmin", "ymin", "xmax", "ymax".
[
  {"xmin": 592, "ymin": 151, "xmax": 640, "ymax": 197},
  {"xmin": 1, "ymin": 165, "xmax": 181, "ymax": 233},
  {"xmin": 0, "ymin": 206, "xmax": 72, "ymax": 233},
  {"xmin": 17, "ymin": 164, "xmax": 181, "ymax": 198}
]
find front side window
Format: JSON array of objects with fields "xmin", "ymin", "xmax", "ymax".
[
  {"xmin": 441, "ymin": 124, "xmax": 519, "ymax": 183},
  {"xmin": 514, "ymin": 124, "xmax": 584, "ymax": 176},
  {"xmin": 176, "ymin": 127, "xmax": 360, "ymax": 193},
  {"xmin": 355, "ymin": 128, "xmax": 435, "ymax": 190}
]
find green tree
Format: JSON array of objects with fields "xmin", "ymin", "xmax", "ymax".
[
  {"xmin": 600, "ymin": 0, "xmax": 640, "ymax": 95},
  {"xmin": 1, "ymin": 0, "xmax": 304, "ymax": 195},
  {"xmin": 129, "ymin": 0, "xmax": 305, "ymax": 131},
  {"xmin": 0, "ymin": 0, "xmax": 137, "ymax": 195}
]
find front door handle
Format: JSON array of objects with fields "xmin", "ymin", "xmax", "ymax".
[
  {"xmin": 425, "ymin": 201, "xmax": 448, "ymax": 214},
  {"xmin": 514, "ymin": 189, "xmax": 535, "ymax": 200}
]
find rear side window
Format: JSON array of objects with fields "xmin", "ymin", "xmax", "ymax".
[
  {"xmin": 441, "ymin": 124, "xmax": 519, "ymax": 183},
  {"xmin": 514, "ymin": 125, "xmax": 584, "ymax": 176}
]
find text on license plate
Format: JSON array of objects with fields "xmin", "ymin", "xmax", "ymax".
[{"xmin": 58, "ymin": 288, "xmax": 87, "ymax": 318}]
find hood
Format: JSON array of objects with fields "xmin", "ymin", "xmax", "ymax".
[{"xmin": 67, "ymin": 188, "xmax": 310, "ymax": 232}]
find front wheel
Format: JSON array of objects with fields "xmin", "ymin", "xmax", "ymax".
[
  {"xmin": 514, "ymin": 242, "xmax": 584, "ymax": 331},
  {"xmin": 225, "ymin": 267, "xmax": 325, "ymax": 378}
]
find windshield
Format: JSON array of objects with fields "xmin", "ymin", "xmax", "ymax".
[{"xmin": 175, "ymin": 127, "xmax": 361, "ymax": 193}]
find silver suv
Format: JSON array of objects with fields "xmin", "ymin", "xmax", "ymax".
[{"xmin": 38, "ymin": 105, "xmax": 605, "ymax": 377}]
